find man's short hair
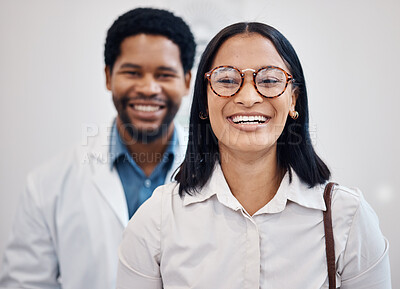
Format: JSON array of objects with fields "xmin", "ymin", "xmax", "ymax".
[{"xmin": 105, "ymin": 7, "xmax": 196, "ymax": 73}]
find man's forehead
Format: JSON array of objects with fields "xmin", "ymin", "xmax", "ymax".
[
  {"xmin": 118, "ymin": 63, "xmax": 179, "ymax": 74},
  {"xmin": 120, "ymin": 34, "xmax": 179, "ymax": 55},
  {"xmin": 117, "ymin": 34, "xmax": 182, "ymax": 69}
]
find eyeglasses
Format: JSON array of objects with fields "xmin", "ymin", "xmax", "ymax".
[{"xmin": 205, "ymin": 65, "xmax": 295, "ymax": 98}]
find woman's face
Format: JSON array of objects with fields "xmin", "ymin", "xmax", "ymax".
[{"xmin": 207, "ymin": 33, "xmax": 297, "ymax": 156}]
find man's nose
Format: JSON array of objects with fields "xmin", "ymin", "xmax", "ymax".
[{"xmin": 135, "ymin": 75, "xmax": 162, "ymax": 96}]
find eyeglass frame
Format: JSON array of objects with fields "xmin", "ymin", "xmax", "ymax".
[{"xmin": 205, "ymin": 65, "xmax": 295, "ymax": 98}]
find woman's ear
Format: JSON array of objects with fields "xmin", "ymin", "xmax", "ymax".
[{"xmin": 290, "ymin": 86, "xmax": 299, "ymax": 111}]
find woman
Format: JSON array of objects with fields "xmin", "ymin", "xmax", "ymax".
[{"xmin": 117, "ymin": 22, "xmax": 391, "ymax": 289}]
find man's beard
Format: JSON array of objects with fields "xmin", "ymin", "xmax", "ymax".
[{"xmin": 116, "ymin": 95, "xmax": 179, "ymax": 144}]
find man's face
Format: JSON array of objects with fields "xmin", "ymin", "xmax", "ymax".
[{"xmin": 106, "ymin": 34, "xmax": 191, "ymax": 143}]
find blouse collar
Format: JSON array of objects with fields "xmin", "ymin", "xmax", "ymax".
[{"xmin": 183, "ymin": 163, "xmax": 327, "ymax": 214}]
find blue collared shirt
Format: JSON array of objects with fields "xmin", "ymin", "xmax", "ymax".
[{"xmin": 110, "ymin": 123, "xmax": 177, "ymax": 219}]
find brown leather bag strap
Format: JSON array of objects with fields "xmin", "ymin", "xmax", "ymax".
[{"xmin": 323, "ymin": 182, "xmax": 338, "ymax": 289}]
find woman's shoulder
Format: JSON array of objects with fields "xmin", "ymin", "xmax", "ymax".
[
  {"xmin": 329, "ymin": 183, "xmax": 382, "ymax": 227},
  {"xmin": 329, "ymin": 183, "xmax": 379, "ymax": 233},
  {"xmin": 150, "ymin": 181, "xmax": 183, "ymax": 209},
  {"xmin": 119, "ymin": 184, "xmax": 182, "ymax": 280},
  {"xmin": 332, "ymin": 183, "xmax": 363, "ymax": 198},
  {"xmin": 327, "ymin": 183, "xmax": 389, "ymax": 283},
  {"xmin": 155, "ymin": 181, "xmax": 181, "ymax": 198},
  {"xmin": 331, "ymin": 184, "xmax": 364, "ymax": 212},
  {"xmin": 126, "ymin": 182, "xmax": 181, "ymax": 225}
]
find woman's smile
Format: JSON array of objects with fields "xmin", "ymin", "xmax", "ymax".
[{"xmin": 227, "ymin": 112, "xmax": 271, "ymax": 132}]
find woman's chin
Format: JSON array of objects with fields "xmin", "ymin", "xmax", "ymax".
[{"xmin": 219, "ymin": 140, "xmax": 277, "ymax": 156}]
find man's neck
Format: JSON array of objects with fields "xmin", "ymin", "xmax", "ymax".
[{"xmin": 116, "ymin": 119, "xmax": 175, "ymax": 176}]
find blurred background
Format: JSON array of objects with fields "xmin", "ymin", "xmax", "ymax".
[{"xmin": 0, "ymin": 0, "xmax": 399, "ymax": 286}]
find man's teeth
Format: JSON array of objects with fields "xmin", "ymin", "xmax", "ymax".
[
  {"xmin": 231, "ymin": 115, "xmax": 267, "ymax": 124},
  {"xmin": 133, "ymin": 105, "xmax": 160, "ymax": 112}
]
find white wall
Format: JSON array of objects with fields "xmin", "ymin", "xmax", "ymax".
[{"xmin": 1, "ymin": 0, "xmax": 399, "ymax": 286}]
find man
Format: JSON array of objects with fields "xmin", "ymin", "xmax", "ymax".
[{"xmin": 0, "ymin": 8, "xmax": 195, "ymax": 289}]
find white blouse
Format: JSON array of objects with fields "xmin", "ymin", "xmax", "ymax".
[{"xmin": 117, "ymin": 164, "xmax": 391, "ymax": 289}]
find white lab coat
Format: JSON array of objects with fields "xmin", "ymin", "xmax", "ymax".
[{"xmin": 0, "ymin": 121, "xmax": 187, "ymax": 289}]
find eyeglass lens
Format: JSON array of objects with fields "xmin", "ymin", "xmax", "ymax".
[{"xmin": 210, "ymin": 67, "xmax": 288, "ymax": 97}]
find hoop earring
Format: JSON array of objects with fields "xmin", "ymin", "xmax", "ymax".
[
  {"xmin": 290, "ymin": 111, "xmax": 299, "ymax": 120},
  {"xmin": 199, "ymin": 111, "xmax": 208, "ymax": 120}
]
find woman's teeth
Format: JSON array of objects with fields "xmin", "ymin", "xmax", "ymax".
[
  {"xmin": 133, "ymin": 105, "xmax": 161, "ymax": 112},
  {"xmin": 231, "ymin": 115, "xmax": 267, "ymax": 124}
]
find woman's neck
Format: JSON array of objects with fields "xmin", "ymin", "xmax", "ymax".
[{"xmin": 219, "ymin": 145, "xmax": 284, "ymax": 216}]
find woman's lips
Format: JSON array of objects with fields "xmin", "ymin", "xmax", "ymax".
[
  {"xmin": 227, "ymin": 113, "xmax": 271, "ymax": 132},
  {"xmin": 230, "ymin": 115, "xmax": 268, "ymax": 124}
]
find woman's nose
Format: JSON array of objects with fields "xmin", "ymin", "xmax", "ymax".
[{"xmin": 233, "ymin": 78, "xmax": 263, "ymax": 107}]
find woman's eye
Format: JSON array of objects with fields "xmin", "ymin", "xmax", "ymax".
[
  {"xmin": 258, "ymin": 78, "xmax": 281, "ymax": 86},
  {"xmin": 217, "ymin": 78, "xmax": 238, "ymax": 85},
  {"xmin": 264, "ymin": 78, "xmax": 279, "ymax": 83}
]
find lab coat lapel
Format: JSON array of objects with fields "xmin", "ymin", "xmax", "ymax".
[
  {"xmin": 88, "ymin": 121, "xmax": 129, "ymax": 228},
  {"xmin": 92, "ymin": 163, "xmax": 128, "ymax": 227}
]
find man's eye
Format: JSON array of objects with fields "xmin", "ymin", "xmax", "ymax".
[
  {"xmin": 123, "ymin": 71, "xmax": 141, "ymax": 77},
  {"xmin": 158, "ymin": 73, "xmax": 176, "ymax": 79}
]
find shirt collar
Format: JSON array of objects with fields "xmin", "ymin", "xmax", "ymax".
[
  {"xmin": 182, "ymin": 163, "xmax": 326, "ymax": 213},
  {"xmin": 109, "ymin": 121, "xmax": 128, "ymax": 169},
  {"xmin": 254, "ymin": 169, "xmax": 327, "ymax": 214},
  {"xmin": 182, "ymin": 163, "xmax": 242, "ymax": 209},
  {"xmin": 109, "ymin": 122, "xmax": 178, "ymax": 170},
  {"xmin": 164, "ymin": 128, "xmax": 178, "ymax": 159}
]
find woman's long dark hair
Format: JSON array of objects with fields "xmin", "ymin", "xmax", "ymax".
[{"xmin": 175, "ymin": 22, "xmax": 330, "ymax": 196}]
